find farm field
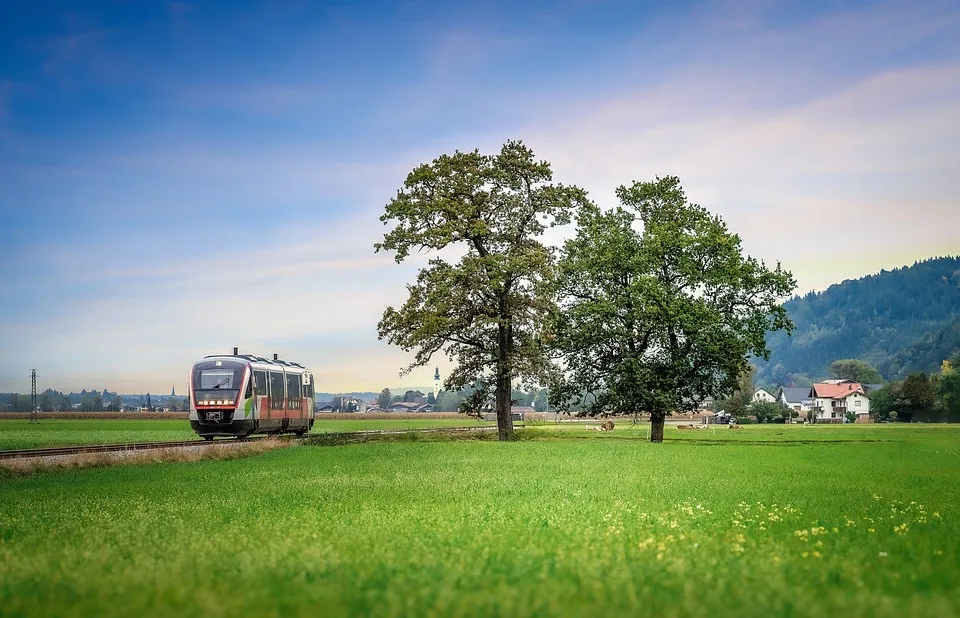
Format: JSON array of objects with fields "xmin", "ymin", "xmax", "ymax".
[
  {"xmin": 1, "ymin": 425, "xmax": 958, "ymax": 617},
  {"xmin": 310, "ymin": 417, "xmax": 495, "ymax": 433},
  {"xmin": 0, "ymin": 417, "xmax": 495, "ymax": 450},
  {"xmin": 536, "ymin": 420, "xmax": 918, "ymax": 442},
  {"xmin": 0, "ymin": 419, "xmax": 199, "ymax": 450}
]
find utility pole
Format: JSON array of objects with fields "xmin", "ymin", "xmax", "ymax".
[{"xmin": 30, "ymin": 369, "xmax": 39, "ymax": 423}]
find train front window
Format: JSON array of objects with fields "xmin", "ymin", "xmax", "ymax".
[{"xmin": 192, "ymin": 360, "xmax": 246, "ymax": 405}]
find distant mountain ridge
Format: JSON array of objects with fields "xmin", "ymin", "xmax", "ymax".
[{"xmin": 755, "ymin": 256, "xmax": 960, "ymax": 386}]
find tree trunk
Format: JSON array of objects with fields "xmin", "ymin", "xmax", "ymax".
[
  {"xmin": 496, "ymin": 378, "xmax": 513, "ymax": 441},
  {"xmin": 650, "ymin": 412, "xmax": 665, "ymax": 443},
  {"xmin": 495, "ymin": 318, "xmax": 514, "ymax": 441}
]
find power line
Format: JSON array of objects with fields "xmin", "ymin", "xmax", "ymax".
[{"xmin": 30, "ymin": 369, "xmax": 39, "ymax": 424}]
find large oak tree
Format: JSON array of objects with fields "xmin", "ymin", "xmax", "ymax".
[
  {"xmin": 549, "ymin": 176, "xmax": 795, "ymax": 442},
  {"xmin": 375, "ymin": 140, "xmax": 588, "ymax": 440}
]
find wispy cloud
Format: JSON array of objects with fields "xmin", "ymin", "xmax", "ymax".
[
  {"xmin": 514, "ymin": 0, "xmax": 960, "ymax": 294},
  {"xmin": 172, "ymin": 82, "xmax": 329, "ymax": 115},
  {"xmin": 41, "ymin": 29, "xmax": 111, "ymax": 74},
  {"xmin": 168, "ymin": 2, "xmax": 193, "ymax": 15}
]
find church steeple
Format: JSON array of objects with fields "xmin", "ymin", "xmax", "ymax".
[
  {"xmin": 171, "ymin": 386, "xmax": 176, "ymax": 397},
  {"xmin": 433, "ymin": 367, "xmax": 440, "ymax": 398}
]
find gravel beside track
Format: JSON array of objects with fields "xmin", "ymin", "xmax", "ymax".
[{"xmin": 0, "ymin": 437, "xmax": 274, "ymax": 460}]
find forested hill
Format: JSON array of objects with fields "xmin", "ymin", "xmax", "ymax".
[{"xmin": 755, "ymin": 256, "xmax": 960, "ymax": 386}]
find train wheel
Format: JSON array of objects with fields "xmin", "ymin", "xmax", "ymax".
[{"xmin": 203, "ymin": 436, "xmax": 214, "ymax": 441}]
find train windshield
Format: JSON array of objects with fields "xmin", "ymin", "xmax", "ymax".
[{"xmin": 192, "ymin": 360, "xmax": 246, "ymax": 404}]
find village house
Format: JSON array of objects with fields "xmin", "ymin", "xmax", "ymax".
[
  {"xmin": 777, "ymin": 387, "xmax": 814, "ymax": 416},
  {"xmin": 808, "ymin": 380, "xmax": 871, "ymax": 423},
  {"xmin": 387, "ymin": 401, "xmax": 433, "ymax": 412},
  {"xmin": 752, "ymin": 388, "xmax": 777, "ymax": 404}
]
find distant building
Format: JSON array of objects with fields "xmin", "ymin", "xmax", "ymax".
[
  {"xmin": 808, "ymin": 382, "xmax": 870, "ymax": 423},
  {"xmin": 752, "ymin": 388, "xmax": 777, "ymax": 404},
  {"xmin": 482, "ymin": 406, "xmax": 534, "ymax": 422},
  {"xmin": 777, "ymin": 387, "xmax": 814, "ymax": 416},
  {"xmin": 387, "ymin": 401, "xmax": 432, "ymax": 412}
]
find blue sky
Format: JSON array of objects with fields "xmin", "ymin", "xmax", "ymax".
[{"xmin": 1, "ymin": 0, "xmax": 958, "ymax": 395}]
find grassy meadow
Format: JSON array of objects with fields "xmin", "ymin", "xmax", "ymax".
[
  {"xmin": 1, "ymin": 424, "xmax": 958, "ymax": 617},
  {"xmin": 0, "ymin": 417, "xmax": 493, "ymax": 450},
  {"xmin": 0, "ymin": 419, "xmax": 199, "ymax": 450}
]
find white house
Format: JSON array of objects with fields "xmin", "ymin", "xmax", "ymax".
[
  {"xmin": 752, "ymin": 388, "xmax": 777, "ymax": 404},
  {"xmin": 808, "ymin": 382, "xmax": 870, "ymax": 423},
  {"xmin": 777, "ymin": 387, "xmax": 813, "ymax": 415}
]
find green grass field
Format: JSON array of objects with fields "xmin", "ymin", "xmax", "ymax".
[
  {"xmin": 1, "ymin": 424, "xmax": 958, "ymax": 617},
  {"xmin": 0, "ymin": 418, "xmax": 493, "ymax": 450},
  {"xmin": 0, "ymin": 419, "xmax": 199, "ymax": 450}
]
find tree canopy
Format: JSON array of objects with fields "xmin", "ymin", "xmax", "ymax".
[
  {"xmin": 549, "ymin": 176, "xmax": 795, "ymax": 442},
  {"xmin": 829, "ymin": 359, "xmax": 883, "ymax": 384},
  {"xmin": 375, "ymin": 140, "xmax": 589, "ymax": 440},
  {"xmin": 376, "ymin": 388, "xmax": 392, "ymax": 409}
]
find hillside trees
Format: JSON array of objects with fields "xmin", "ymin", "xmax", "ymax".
[
  {"xmin": 754, "ymin": 256, "xmax": 960, "ymax": 384},
  {"xmin": 376, "ymin": 140, "xmax": 588, "ymax": 440},
  {"xmin": 549, "ymin": 176, "xmax": 795, "ymax": 442},
  {"xmin": 938, "ymin": 359, "xmax": 960, "ymax": 418},
  {"xmin": 829, "ymin": 359, "xmax": 883, "ymax": 384},
  {"xmin": 869, "ymin": 385, "xmax": 897, "ymax": 422},
  {"xmin": 896, "ymin": 372, "xmax": 937, "ymax": 423}
]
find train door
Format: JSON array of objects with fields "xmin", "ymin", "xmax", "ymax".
[
  {"xmin": 268, "ymin": 371, "xmax": 285, "ymax": 429},
  {"xmin": 285, "ymin": 370, "xmax": 301, "ymax": 431},
  {"xmin": 252, "ymin": 370, "xmax": 267, "ymax": 423}
]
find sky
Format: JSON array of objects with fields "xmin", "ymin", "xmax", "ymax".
[{"xmin": 1, "ymin": 0, "xmax": 958, "ymax": 396}]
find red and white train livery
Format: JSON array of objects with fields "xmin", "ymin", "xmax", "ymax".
[{"xmin": 189, "ymin": 349, "xmax": 315, "ymax": 439}]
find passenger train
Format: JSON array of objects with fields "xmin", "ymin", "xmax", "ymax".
[{"xmin": 189, "ymin": 348, "xmax": 315, "ymax": 439}]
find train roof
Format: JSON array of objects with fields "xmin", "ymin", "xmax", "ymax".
[{"xmin": 200, "ymin": 353, "xmax": 308, "ymax": 370}]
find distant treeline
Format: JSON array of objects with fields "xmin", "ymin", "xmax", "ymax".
[{"xmin": 0, "ymin": 389, "xmax": 188, "ymax": 413}]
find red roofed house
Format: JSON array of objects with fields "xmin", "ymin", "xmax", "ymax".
[{"xmin": 808, "ymin": 380, "xmax": 871, "ymax": 423}]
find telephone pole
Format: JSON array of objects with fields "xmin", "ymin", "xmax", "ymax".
[{"xmin": 30, "ymin": 369, "xmax": 39, "ymax": 423}]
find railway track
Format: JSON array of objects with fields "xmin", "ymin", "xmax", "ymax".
[
  {"xmin": 0, "ymin": 426, "xmax": 500, "ymax": 460},
  {"xmin": 0, "ymin": 439, "xmax": 259, "ymax": 460}
]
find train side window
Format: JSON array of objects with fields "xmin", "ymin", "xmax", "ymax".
[
  {"xmin": 269, "ymin": 372, "xmax": 285, "ymax": 409},
  {"xmin": 286, "ymin": 373, "xmax": 301, "ymax": 410},
  {"xmin": 244, "ymin": 376, "xmax": 253, "ymax": 399},
  {"xmin": 253, "ymin": 371, "xmax": 267, "ymax": 396}
]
